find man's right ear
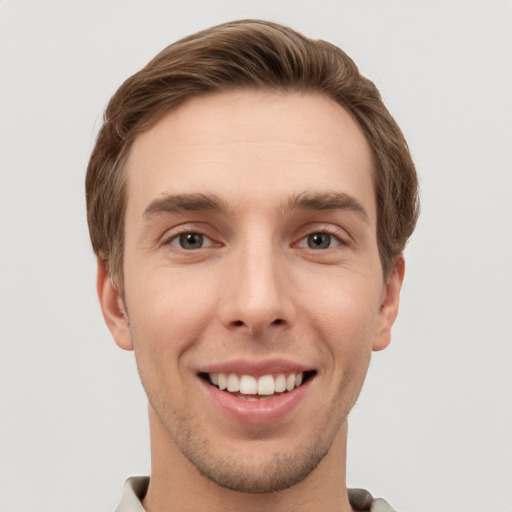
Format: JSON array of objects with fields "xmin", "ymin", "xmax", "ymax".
[{"xmin": 96, "ymin": 258, "xmax": 134, "ymax": 351}]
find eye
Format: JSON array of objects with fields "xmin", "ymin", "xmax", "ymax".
[
  {"xmin": 297, "ymin": 232, "xmax": 342, "ymax": 250},
  {"xmin": 169, "ymin": 232, "xmax": 214, "ymax": 250}
]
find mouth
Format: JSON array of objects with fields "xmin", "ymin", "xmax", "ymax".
[{"xmin": 199, "ymin": 370, "xmax": 317, "ymax": 401}]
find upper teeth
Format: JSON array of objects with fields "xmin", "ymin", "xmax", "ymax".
[{"xmin": 209, "ymin": 372, "xmax": 304, "ymax": 395}]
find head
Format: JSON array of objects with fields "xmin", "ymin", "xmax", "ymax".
[
  {"xmin": 86, "ymin": 19, "xmax": 419, "ymax": 295},
  {"xmin": 86, "ymin": 20, "xmax": 420, "ymax": 497}
]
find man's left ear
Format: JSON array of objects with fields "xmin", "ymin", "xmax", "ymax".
[{"xmin": 373, "ymin": 254, "xmax": 405, "ymax": 352}]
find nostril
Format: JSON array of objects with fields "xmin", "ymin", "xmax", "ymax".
[{"xmin": 230, "ymin": 318, "xmax": 284, "ymax": 329}]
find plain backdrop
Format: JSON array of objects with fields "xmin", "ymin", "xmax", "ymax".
[{"xmin": 1, "ymin": 1, "xmax": 511, "ymax": 511}]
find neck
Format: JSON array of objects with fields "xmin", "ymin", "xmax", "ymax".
[{"xmin": 142, "ymin": 406, "xmax": 353, "ymax": 512}]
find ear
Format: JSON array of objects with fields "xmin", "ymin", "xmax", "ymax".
[
  {"xmin": 372, "ymin": 254, "xmax": 405, "ymax": 352},
  {"xmin": 96, "ymin": 258, "xmax": 134, "ymax": 351}
]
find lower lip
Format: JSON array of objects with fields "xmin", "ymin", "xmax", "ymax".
[{"xmin": 200, "ymin": 378, "xmax": 311, "ymax": 425}]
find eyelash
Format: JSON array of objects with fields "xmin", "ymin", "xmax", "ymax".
[
  {"xmin": 161, "ymin": 225, "xmax": 349, "ymax": 253},
  {"xmin": 161, "ymin": 224, "xmax": 218, "ymax": 251},
  {"xmin": 166, "ymin": 232, "xmax": 216, "ymax": 250},
  {"xmin": 293, "ymin": 226, "xmax": 349, "ymax": 251}
]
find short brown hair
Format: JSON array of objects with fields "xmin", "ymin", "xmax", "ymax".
[{"xmin": 86, "ymin": 19, "xmax": 419, "ymax": 291}]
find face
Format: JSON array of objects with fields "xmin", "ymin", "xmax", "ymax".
[{"xmin": 98, "ymin": 91, "xmax": 403, "ymax": 493}]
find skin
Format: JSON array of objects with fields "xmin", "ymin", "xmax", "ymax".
[{"xmin": 98, "ymin": 91, "xmax": 404, "ymax": 512}]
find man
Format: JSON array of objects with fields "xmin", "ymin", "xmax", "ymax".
[{"xmin": 86, "ymin": 19, "xmax": 419, "ymax": 512}]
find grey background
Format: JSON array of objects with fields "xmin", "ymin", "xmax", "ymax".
[{"xmin": 1, "ymin": 1, "xmax": 511, "ymax": 511}]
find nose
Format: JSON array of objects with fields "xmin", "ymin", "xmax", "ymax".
[{"xmin": 217, "ymin": 238, "xmax": 295, "ymax": 337}]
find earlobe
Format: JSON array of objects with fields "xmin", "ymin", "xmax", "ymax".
[
  {"xmin": 372, "ymin": 255, "xmax": 405, "ymax": 352},
  {"xmin": 96, "ymin": 258, "xmax": 134, "ymax": 351}
]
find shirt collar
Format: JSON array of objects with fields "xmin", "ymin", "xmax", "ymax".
[{"xmin": 115, "ymin": 476, "xmax": 398, "ymax": 512}]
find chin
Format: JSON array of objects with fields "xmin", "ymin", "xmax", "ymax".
[
  {"xmin": 192, "ymin": 442, "xmax": 331, "ymax": 493},
  {"xmin": 162, "ymin": 406, "xmax": 348, "ymax": 495}
]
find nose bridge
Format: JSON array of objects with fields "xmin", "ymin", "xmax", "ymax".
[{"xmin": 219, "ymin": 229, "xmax": 293, "ymax": 335}]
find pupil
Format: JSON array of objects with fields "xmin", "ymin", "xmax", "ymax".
[
  {"xmin": 308, "ymin": 233, "xmax": 330, "ymax": 249},
  {"xmin": 180, "ymin": 233, "xmax": 203, "ymax": 249}
]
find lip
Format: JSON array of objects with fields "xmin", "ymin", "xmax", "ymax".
[
  {"xmin": 198, "ymin": 358, "xmax": 312, "ymax": 377},
  {"xmin": 197, "ymin": 359, "xmax": 315, "ymax": 425},
  {"xmin": 199, "ymin": 377, "xmax": 311, "ymax": 425}
]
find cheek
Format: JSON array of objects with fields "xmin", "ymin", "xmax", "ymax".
[
  {"xmin": 130, "ymin": 263, "xmax": 218, "ymax": 323},
  {"xmin": 124, "ymin": 267, "xmax": 219, "ymax": 367},
  {"xmin": 304, "ymin": 273, "xmax": 382, "ymax": 355}
]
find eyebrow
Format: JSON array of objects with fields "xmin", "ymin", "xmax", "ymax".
[
  {"xmin": 143, "ymin": 192, "xmax": 232, "ymax": 220},
  {"xmin": 284, "ymin": 191, "xmax": 370, "ymax": 223},
  {"xmin": 142, "ymin": 190, "xmax": 370, "ymax": 223}
]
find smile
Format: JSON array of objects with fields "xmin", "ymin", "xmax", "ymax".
[{"xmin": 200, "ymin": 371, "xmax": 316, "ymax": 400}]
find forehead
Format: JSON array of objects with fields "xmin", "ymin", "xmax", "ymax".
[{"xmin": 124, "ymin": 91, "xmax": 375, "ymax": 221}]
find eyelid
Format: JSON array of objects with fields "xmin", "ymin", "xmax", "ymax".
[
  {"xmin": 159, "ymin": 222, "xmax": 221, "ymax": 248},
  {"xmin": 168, "ymin": 232, "xmax": 216, "ymax": 249},
  {"xmin": 296, "ymin": 233, "xmax": 341, "ymax": 249},
  {"xmin": 292, "ymin": 224, "xmax": 350, "ymax": 248}
]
